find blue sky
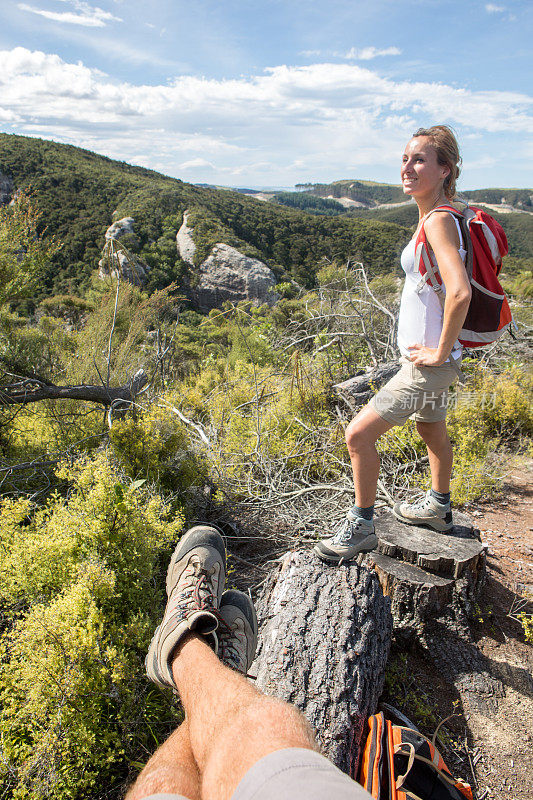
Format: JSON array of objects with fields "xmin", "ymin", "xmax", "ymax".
[{"xmin": 0, "ymin": 0, "xmax": 531, "ymax": 189}]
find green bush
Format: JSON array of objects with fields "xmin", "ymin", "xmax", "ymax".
[
  {"xmin": 109, "ymin": 402, "xmax": 205, "ymax": 495},
  {"xmin": 0, "ymin": 453, "xmax": 185, "ymax": 799},
  {"xmin": 447, "ymin": 363, "xmax": 533, "ymax": 503}
]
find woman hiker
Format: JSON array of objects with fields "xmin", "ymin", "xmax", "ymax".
[{"xmin": 315, "ymin": 125, "xmax": 471, "ymax": 565}]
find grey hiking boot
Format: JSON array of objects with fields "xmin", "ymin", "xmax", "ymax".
[
  {"xmin": 314, "ymin": 511, "xmax": 378, "ymax": 565},
  {"xmin": 393, "ymin": 490, "xmax": 453, "ymax": 532},
  {"xmin": 145, "ymin": 524, "xmax": 227, "ymax": 691},
  {"xmin": 216, "ymin": 590, "xmax": 258, "ymax": 675}
]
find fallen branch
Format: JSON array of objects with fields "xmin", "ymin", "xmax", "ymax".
[{"xmin": 0, "ymin": 369, "xmax": 148, "ymax": 408}]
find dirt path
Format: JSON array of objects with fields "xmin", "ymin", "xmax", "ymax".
[
  {"xmin": 382, "ymin": 460, "xmax": 533, "ymax": 800},
  {"xmin": 467, "ymin": 461, "xmax": 533, "ymax": 799}
]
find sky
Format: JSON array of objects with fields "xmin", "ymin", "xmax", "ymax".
[{"xmin": 0, "ymin": 0, "xmax": 531, "ymax": 190}]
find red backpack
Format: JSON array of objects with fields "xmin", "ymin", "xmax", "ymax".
[{"xmin": 414, "ymin": 204, "xmax": 514, "ymax": 348}]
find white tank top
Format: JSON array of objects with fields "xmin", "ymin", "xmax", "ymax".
[{"xmin": 397, "ymin": 216, "xmax": 465, "ymax": 360}]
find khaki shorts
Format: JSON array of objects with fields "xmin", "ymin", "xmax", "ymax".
[
  {"xmin": 143, "ymin": 747, "xmax": 371, "ymax": 800},
  {"xmin": 369, "ymin": 356, "xmax": 461, "ymax": 426}
]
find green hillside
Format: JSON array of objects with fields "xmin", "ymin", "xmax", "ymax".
[
  {"xmin": 345, "ymin": 204, "xmax": 533, "ymax": 260},
  {"xmin": 297, "ymin": 179, "xmax": 406, "ymax": 205},
  {"xmin": 0, "ymin": 134, "xmax": 410, "ymax": 300}
]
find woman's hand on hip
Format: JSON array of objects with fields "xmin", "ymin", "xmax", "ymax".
[{"xmin": 408, "ymin": 344, "xmax": 446, "ymax": 366}]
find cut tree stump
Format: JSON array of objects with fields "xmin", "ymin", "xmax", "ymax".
[
  {"xmin": 361, "ymin": 509, "xmax": 486, "ymax": 637},
  {"xmin": 361, "ymin": 510, "xmax": 501, "ymax": 718},
  {"xmin": 251, "ymin": 549, "xmax": 393, "ymax": 775}
]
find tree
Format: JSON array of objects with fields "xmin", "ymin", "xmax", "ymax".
[{"xmin": 0, "ymin": 192, "xmax": 60, "ymax": 307}]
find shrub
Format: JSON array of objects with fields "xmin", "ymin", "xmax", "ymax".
[
  {"xmin": 447, "ymin": 363, "xmax": 533, "ymax": 503},
  {"xmin": 0, "ymin": 453, "xmax": 185, "ymax": 799},
  {"xmin": 109, "ymin": 402, "xmax": 205, "ymax": 496}
]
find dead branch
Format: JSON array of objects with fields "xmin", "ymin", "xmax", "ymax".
[{"xmin": 0, "ymin": 369, "xmax": 148, "ymax": 408}]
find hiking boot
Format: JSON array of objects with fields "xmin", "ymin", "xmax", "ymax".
[
  {"xmin": 216, "ymin": 590, "xmax": 258, "ymax": 675},
  {"xmin": 314, "ymin": 512, "xmax": 378, "ymax": 565},
  {"xmin": 393, "ymin": 490, "xmax": 453, "ymax": 532},
  {"xmin": 145, "ymin": 524, "xmax": 227, "ymax": 691}
]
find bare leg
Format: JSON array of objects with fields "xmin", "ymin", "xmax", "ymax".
[
  {"xmin": 172, "ymin": 634, "xmax": 317, "ymax": 800},
  {"xmin": 416, "ymin": 420, "xmax": 453, "ymax": 493},
  {"xmin": 126, "ymin": 717, "xmax": 200, "ymax": 800},
  {"xmin": 345, "ymin": 405, "xmax": 393, "ymax": 507}
]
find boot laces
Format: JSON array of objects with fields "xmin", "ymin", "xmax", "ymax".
[
  {"xmin": 215, "ymin": 613, "xmax": 246, "ymax": 671},
  {"xmin": 172, "ymin": 559, "xmax": 217, "ymax": 613},
  {"xmin": 331, "ymin": 517, "xmax": 364, "ymax": 545}
]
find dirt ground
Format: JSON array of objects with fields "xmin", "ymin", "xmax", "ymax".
[{"xmin": 383, "ymin": 460, "xmax": 533, "ymax": 800}]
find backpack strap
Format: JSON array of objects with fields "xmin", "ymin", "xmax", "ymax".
[{"xmin": 415, "ymin": 204, "xmax": 472, "ymax": 295}]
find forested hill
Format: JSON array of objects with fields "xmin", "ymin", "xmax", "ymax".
[
  {"xmin": 297, "ymin": 179, "xmax": 533, "ymax": 210},
  {"xmin": 0, "ymin": 134, "xmax": 411, "ymax": 300}
]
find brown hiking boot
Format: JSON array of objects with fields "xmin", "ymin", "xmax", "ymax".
[
  {"xmin": 216, "ymin": 590, "xmax": 258, "ymax": 675},
  {"xmin": 145, "ymin": 525, "xmax": 226, "ymax": 691}
]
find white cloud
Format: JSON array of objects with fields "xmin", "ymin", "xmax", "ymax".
[
  {"xmin": 343, "ymin": 47, "xmax": 402, "ymax": 60},
  {"xmin": 179, "ymin": 158, "xmax": 216, "ymax": 171},
  {"xmin": 485, "ymin": 4, "xmax": 506, "ymax": 12},
  {"xmin": 18, "ymin": 1, "xmax": 121, "ymax": 27},
  {"xmin": 302, "ymin": 46, "xmax": 402, "ymax": 61},
  {"xmin": 0, "ymin": 48, "xmax": 531, "ymax": 184}
]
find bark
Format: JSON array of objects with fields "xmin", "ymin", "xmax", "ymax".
[
  {"xmin": 249, "ymin": 511, "xmax": 491, "ymax": 777},
  {"xmin": 250, "ymin": 549, "xmax": 393, "ymax": 776},
  {"xmin": 0, "ymin": 369, "xmax": 147, "ymax": 408}
]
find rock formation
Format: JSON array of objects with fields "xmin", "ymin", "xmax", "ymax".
[
  {"xmin": 176, "ymin": 210, "xmax": 278, "ymax": 310},
  {"xmin": 98, "ymin": 217, "xmax": 149, "ymax": 285},
  {"xmin": 176, "ymin": 211, "xmax": 196, "ymax": 265},
  {"xmin": 196, "ymin": 244, "xmax": 278, "ymax": 310}
]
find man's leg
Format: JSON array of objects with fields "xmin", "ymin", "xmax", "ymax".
[
  {"xmin": 172, "ymin": 635, "xmax": 317, "ymax": 800},
  {"xmin": 126, "ymin": 718, "xmax": 200, "ymax": 800},
  {"xmin": 416, "ymin": 419, "xmax": 452, "ymax": 493}
]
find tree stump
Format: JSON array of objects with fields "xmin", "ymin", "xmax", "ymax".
[
  {"xmin": 250, "ymin": 549, "xmax": 393, "ymax": 775},
  {"xmin": 361, "ymin": 510, "xmax": 503, "ymax": 717},
  {"xmin": 249, "ymin": 511, "xmax": 490, "ymax": 776},
  {"xmin": 362, "ymin": 509, "xmax": 486, "ymax": 638}
]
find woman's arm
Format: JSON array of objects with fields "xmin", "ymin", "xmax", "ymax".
[{"xmin": 409, "ymin": 212, "xmax": 472, "ymax": 366}]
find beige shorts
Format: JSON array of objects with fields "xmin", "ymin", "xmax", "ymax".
[
  {"xmin": 143, "ymin": 747, "xmax": 371, "ymax": 800},
  {"xmin": 369, "ymin": 356, "xmax": 461, "ymax": 426}
]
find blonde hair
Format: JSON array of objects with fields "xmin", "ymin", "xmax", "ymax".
[{"xmin": 412, "ymin": 125, "xmax": 462, "ymax": 199}]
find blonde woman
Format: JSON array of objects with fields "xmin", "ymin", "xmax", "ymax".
[{"xmin": 315, "ymin": 126, "xmax": 471, "ymax": 564}]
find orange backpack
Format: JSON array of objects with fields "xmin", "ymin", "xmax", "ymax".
[
  {"xmin": 414, "ymin": 204, "xmax": 514, "ymax": 348},
  {"xmin": 357, "ymin": 712, "xmax": 473, "ymax": 800}
]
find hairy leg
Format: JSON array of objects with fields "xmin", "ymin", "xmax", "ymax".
[
  {"xmin": 416, "ymin": 419, "xmax": 453, "ymax": 493},
  {"xmin": 125, "ymin": 717, "xmax": 200, "ymax": 800},
  {"xmin": 172, "ymin": 635, "xmax": 317, "ymax": 800},
  {"xmin": 345, "ymin": 405, "xmax": 393, "ymax": 507}
]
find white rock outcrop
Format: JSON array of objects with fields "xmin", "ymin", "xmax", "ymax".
[
  {"xmin": 105, "ymin": 217, "xmax": 137, "ymax": 242},
  {"xmin": 98, "ymin": 217, "xmax": 149, "ymax": 285},
  {"xmin": 195, "ymin": 243, "xmax": 278, "ymax": 310},
  {"xmin": 176, "ymin": 210, "xmax": 196, "ymax": 265}
]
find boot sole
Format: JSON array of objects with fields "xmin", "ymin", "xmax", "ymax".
[
  {"xmin": 313, "ymin": 534, "xmax": 378, "ymax": 564},
  {"xmin": 392, "ymin": 509, "xmax": 453, "ymax": 533}
]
